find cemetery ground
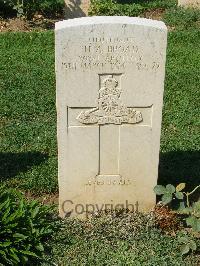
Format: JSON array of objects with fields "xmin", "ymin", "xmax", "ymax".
[{"xmin": 0, "ymin": 2, "xmax": 200, "ymax": 266}]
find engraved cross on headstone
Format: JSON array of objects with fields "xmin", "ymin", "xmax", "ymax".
[{"xmin": 74, "ymin": 73, "xmax": 143, "ymax": 177}]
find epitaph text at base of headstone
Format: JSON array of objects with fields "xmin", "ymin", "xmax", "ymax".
[{"xmin": 55, "ymin": 17, "xmax": 167, "ymax": 218}]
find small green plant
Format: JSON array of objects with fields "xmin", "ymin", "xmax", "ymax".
[
  {"xmin": 154, "ymin": 183, "xmax": 185, "ymax": 205},
  {"xmin": 154, "ymin": 183, "xmax": 200, "ymax": 255},
  {"xmin": 0, "ymin": 185, "xmax": 57, "ymax": 265}
]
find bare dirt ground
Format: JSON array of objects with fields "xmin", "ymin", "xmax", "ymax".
[
  {"xmin": 24, "ymin": 190, "xmax": 59, "ymax": 205},
  {"xmin": 0, "ymin": 15, "xmax": 59, "ymax": 33},
  {"xmin": 142, "ymin": 8, "xmax": 165, "ymax": 21}
]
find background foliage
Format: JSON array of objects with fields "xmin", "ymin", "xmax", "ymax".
[
  {"xmin": 89, "ymin": 0, "xmax": 177, "ymax": 16},
  {"xmin": 0, "ymin": 0, "xmax": 65, "ymax": 18}
]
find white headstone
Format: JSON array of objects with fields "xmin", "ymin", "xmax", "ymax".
[
  {"xmin": 178, "ymin": 0, "xmax": 200, "ymax": 8},
  {"xmin": 55, "ymin": 17, "xmax": 167, "ymax": 218}
]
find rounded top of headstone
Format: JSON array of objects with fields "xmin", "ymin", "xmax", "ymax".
[{"xmin": 55, "ymin": 16, "xmax": 167, "ymax": 31}]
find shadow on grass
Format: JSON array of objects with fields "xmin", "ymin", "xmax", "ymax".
[
  {"xmin": 159, "ymin": 150, "xmax": 200, "ymax": 198},
  {"xmin": 0, "ymin": 152, "xmax": 48, "ymax": 180}
]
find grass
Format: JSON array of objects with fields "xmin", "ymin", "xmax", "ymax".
[
  {"xmin": 0, "ymin": 3, "xmax": 200, "ymax": 264},
  {"xmin": 0, "ymin": 31, "xmax": 57, "ymax": 194},
  {"xmin": 159, "ymin": 28, "xmax": 200, "ymax": 190},
  {"xmin": 42, "ymin": 212, "xmax": 200, "ymax": 265}
]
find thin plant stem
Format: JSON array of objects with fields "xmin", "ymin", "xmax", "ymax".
[
  {"xmin": 188, "ymin": 185, "xmax": 200, "ymax": 196},
  {"xmin": 183, "ymin": 185, "xmax": 200, "ymax": 207}
]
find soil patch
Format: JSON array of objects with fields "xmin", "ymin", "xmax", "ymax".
[
  {"xmin": 24, "ymin": 191, "xmax": 59, "ymax": 205},
  {"xmin": 142, "ymin": 8, "xmax": 165, "ymax": 21},
  {"xmin": 0, "ymin": 16, "xmax": 59, "ymax": 32}
]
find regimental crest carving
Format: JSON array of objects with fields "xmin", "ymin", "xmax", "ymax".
[{"xmin": 76, "ymin": 74, "xmax": 143, "ymax": 125}]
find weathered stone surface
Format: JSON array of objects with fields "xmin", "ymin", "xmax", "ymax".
[
  {"xmin": 55, "ymin": 17, "xmax": 167, "ymax": 218},
  {"xmin": 178, "ymin": 0, "xmax": 200, "ymax": 8},
  {"xmin": 64, "ymin": 0, "xmax": 90, "ymax": 19}
]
